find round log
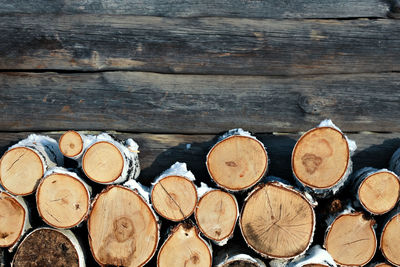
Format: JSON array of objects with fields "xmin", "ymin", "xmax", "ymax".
[
  {"xmin": 151, "ymin": 175, "xmax": 197, "ymax": 221},
  {"xmin": 36, "ymin": 168, "xmax": 91, "ymax": 229},
  {"xmin": 88, "ymin": 185, "xmax": 159, "ymax": 267},
  {"xmin": 195, "ymin": 189, "xmax": 238, "ymax": 246},
  {"xmin": 157, "ymin": 223, "xmax": 212, "ymax": 267},
  {"xmin": 206, "ymin": 129, "xmax": 268, "ymax": 191},
  {"xmin": 381, "ymin": 211, "xmax": 400, "ymax": 266},
  {"xmin": 12, "ymin": 228, "xmax": 85, "ymax": 267},
  {"xmin": 324, "ymin": 212, "xmax": 376, "ymax": 266},
  {"xmin": 240, "ymin": 181, "xmax": 315, "ymax": 259},
  {"xmin": 292, "ymin": 120, "xmax": 355, "ymax": 197},
  {"xmin": 82, "ymin": 133, "xmax": 140, "ymax": 184},
  {"xmin": 0, "ymin": 134, "xmax": 63, "ymax": 195},
  {"xmin": 0, "ymin": 191, "xmax": 31, "ymax": 251},
  {"xmin": 58, "ymin": 130, "xmax": 85, "ymax": 159},
  {"xmin": 353, "ymin": 168, "xmax": 400, "ymax": 215}
]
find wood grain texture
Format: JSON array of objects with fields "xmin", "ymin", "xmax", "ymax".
[
  {"xmin": 0, "ymin": 132, "xmax": 398, "ymax": 185},
  {"xmin": 1, "ymin": 16, "xmax": 400, "ymax": 75},
  {"xmin": 1, "ymin": 72, "xmax": 400, "ymax": 133},
  {"xmin": 0, "ymin": 0, "xmax": 390, "ymax": 18}
]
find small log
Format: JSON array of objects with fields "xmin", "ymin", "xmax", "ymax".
[
  {"xmin": 12, "ymin": 227, "xmax": 85, "ymax": 267},
  {"xmin": 0, "ymin": 191, "xmax": 31, "ymax": 251},
  {"xmin": 81, "ymin": 133, "xmax": 140, "ymax": 184},
  {"xmin": 292, "ymin": 120, "xmax": 356, "ymax": 197},
  {"xmin": 157, "ymin": 222, "xmax": 212, "ymax": 267},
  {"xmin": 380, "ymin": 209, "xmax": 400, "ymax": 266},
  {"xmin": 389, "ymin": 147, "xmax": 400, "ymax": 176},
  {"xmin": 240, "ymin": 179, "xmax": 315, "ymax": 259},
  {"xmin": 324, "ymin": 210, "xmax": 376, "ymax": 266},
  {"xmin": 206, "ymin": 129, "xmax": 268, "ymax": 191},
  {"xmin": 0, "ymin": 134, "xmax": 63, "ymax": 195},
  {"xmin": 58, "ymin": 130, "xmax": 92, "ymax": 160},
  {"xmin": 352, "ymin": 167, "xmax": 400, "ymax": 215},
  {"xmin": 36, "ymin": 167, "xmax": 91, "ymax": 229},
  {"xmin": 195, "ymin": 184, "xmax": 239, "ymax": 246},
  {"xmin": 151, "ymin": 162, "xmax": 198, "ymax": 221},
  {"xmin": 88, "ymin": 185, "xmax": 159, "ymax": 267}
]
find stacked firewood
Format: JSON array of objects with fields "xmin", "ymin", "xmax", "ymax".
[{"xmin": 1, "ymin": 120, "xmax": 400, "ymax": 267}]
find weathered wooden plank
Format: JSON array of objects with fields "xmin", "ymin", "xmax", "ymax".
[
  {"xmin": 0, "ymin": 132, "xmax": 398, "ymax": 185},
  {"xmin": 1, "ymin": 72, "xmax": 400, "ymax": 133},
  {"xmin": 0, "ymin": 0, "xmax": 390, "ymax": 19},
  {"xmin": 0, "ymin": 15, "xmax": 399, "ymax": 75}
]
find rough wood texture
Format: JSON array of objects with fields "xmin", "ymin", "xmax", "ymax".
[
  {"xmin": 0, "ymin": 131, "xmax": 399, "ymax": 184},
  {"xmin": 0, "ymin": 0, "xmax": 390, "ymax": 18},
  {"xmin": 1, "ymin": 16, "xmax": 400, "ymax": 75},
  {"xmin": 0, "ymin": 192, "xmax": 26, "ymax": 248},
  {"xmin": 1, "ymin": 72, "xmax": 400, "ymax": 133}
]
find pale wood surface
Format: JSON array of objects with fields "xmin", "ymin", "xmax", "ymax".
[
  {"xmin": 207, "ymin": 136, "xmax": 268, "ymax": 191},
  {"xmin": 157, "ymin": 223, "xmax": 212, "ymax": 267},
  {"xmin": 0, "ymin": 147, "xmax": 43, "ymax": 195},
  {"xmin": 151, "ymin": 176, "xmax": 197, "ymax": 221},
  {"xmin": 292, "ymin": 127, "xmax": 349, "ymax": 189},
  {"xmin": 59, "ymin": 131, "xmax": 83, "ymax": 157},
  {"xmin": 88, "ymin": 186, "xmax": 158, "ymax": 267},
  {"xmin": 381, "ymin": 214, "xmax": 400, "ymax": 266},
  {"xmin": 195, "ymin": 190, "xmax": 238, "ymax": 242},
  {"xmin": 36, "ymin": 173, "xmax": 90, "ymax": 228},
  {"xmin": 240, "ymin": 183, "xmax": 315, "ymax": 258},
  {"xmin": 325, "ymin": 213, "xmax": 376, "ymax": 266},
  {"xmin": 358, "ymin": 171, "xmax": 400, "ymax": 215},
  {"xmin": 83, "ymin": 141, "xmax": 124, "ymax": 183},
  {"xmin": 0, "ymin": 192, "xmax": 25, "ymax": 247}
]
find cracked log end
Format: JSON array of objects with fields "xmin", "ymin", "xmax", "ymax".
[
  {"xmin": 195, "ymin": 190, "xmax": 238, "ymax": 243},
  {"xmin": 358, "ymin": 171, "xmax": 400, "ymax": 215},
  {"xmin": 88, "ymin": 186, "xmax": 158, "ymax": 267},
  {"xmin": 12, "ymin": 229, "xmax": 79, "ymax": 267},
  {"xmin": 59, "ymin": 130, "xmax": 83, "ymax": 158},
  {"xmin": 157, "ymin": 223, "xmax": 212, "ymax": 267},
  {"xmin": 381, "ymin": 213, "xmax": 400, "ymax": 266},
  {"xmin": 36, "ymin": 173, "xmax": 90, "ymax": 228},
  {"xmin": 82, "ymin": 141, "xmax": 124, "ymax": 183},
  {"xmin": 207, "ymin": 135, "xmax": 268, "ymax": 191},
  {"xmin": 325, "ymin": 212, "xmax": 376, "ymax": 266},
  {"xmin": 292, "ymin": 127, "xmax": 349, "ymax": 189},
  {"xmin": 240, "ymin": 183, "xmax": 315, "ymax": 259},
  {"xmin": 151, "ymin": 175, "xmax": 197, "ymax": 221},
  {"xmin": 0, "ymin": 147, "xmax": 43, "ymax": 195},
  {"xmin": 0, "ymin": 192, "xmax": 25, "ymax": 248}
]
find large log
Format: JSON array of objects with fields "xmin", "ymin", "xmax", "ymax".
[
  {"xmin": 324, "ymin": 209, "xmax": 376, "ymax": 266},
  {"xmin": 0, "ymin": 191, "xmax": 31, "ymax": 251},
  {"xmin": 157, "ymin": 222, "xmax": 212, "ymax": 267},
  {"xmin": 292, "ymin": 120, "xmax": 356, "ymax": 197},
  {"xmin": 352, "ymin": 168, "xmax": 400, "ymax": 215},
  {"xmin": 1, "ymin": 72, "xmax": 400, "ymax": 133},
  {"xmin": 36, "ymin": 167, "xmax": 91, "ymax": 228},
  {"xmin": 151, "ymin": 162, "xmax": 198, "ymax": 221},
  {"xmin": 207, "ymin": 129, "xmax": 268, "ymax": 191},
  {"xmin": 1, "ymin": 16, "xmax": 400, "ymax": 76},
  {"xmin": 0, "ymin": 134, "xmax": 63, "ymax": 195},
  {"xmin": 0, "ymin": 0, "xmax": 389, "ymax": 18},
  {"xmin": 240, "ymin": 179, "xmax": 315, "ymax": 259},
  {"xmin": 12, "ymin": 228, "xmax": 85, "ymax": 267},
  {"xmin": 88, "ymin": 185, "xmax": 159, "ymax": 266}
]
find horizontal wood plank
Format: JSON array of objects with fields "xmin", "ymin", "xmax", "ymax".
[
  {"xmin": 0, "ymin": 0, "xmax": 390, "ymax": 19},
  {"xmin": 0, "ymin": 131, "xmax": 398, "ymax": 185},
  {"xmin": 1, "ymin": 72, "xmax": 400, "ymax": 133},
  {"xmin": 0, "ymin": 15, "xmax": 399, "ymax": 75}
]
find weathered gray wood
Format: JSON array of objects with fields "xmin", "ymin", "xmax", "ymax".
[
  {"xmin": 1, "ymin": 72, "xmax": 400, "ymax": 133},
  {"xmin": 0, "ymin": 132, "xmax": 398, "ymax": 184},
  {"xmin": 1, "ymin": 15, "xmax": 400, "ymax": 75},
  {"xmin": 0, "ymin": 0, "xmax": 390, "ymax": 19}
]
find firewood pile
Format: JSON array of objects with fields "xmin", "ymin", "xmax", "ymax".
[{"xmin": 1, "ymin": 120, "xmax": 400, "ymax": 267}]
